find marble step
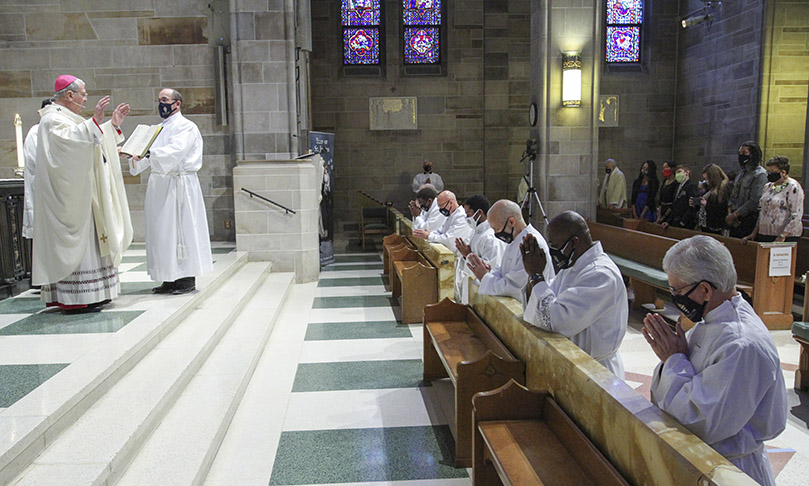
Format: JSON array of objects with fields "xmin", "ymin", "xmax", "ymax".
[
  {"xmin": 0, "ymin": 251, "xmax": 249, "ymax": 486},
  {"xmin": 8, "ymin": 262, "xmax": 272, "ymax": 486},
  {"xmin": 113, "ymin": 271, "xmax": 294, "ymax": 486}
]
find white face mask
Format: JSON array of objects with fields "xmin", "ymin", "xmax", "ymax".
[{"xmin": 466, "ymin": 210, "xmax": 482, "ymax": 228}]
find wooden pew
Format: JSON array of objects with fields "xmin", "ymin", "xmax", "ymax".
[
  {"xmin": 423, "ymin": 299, "xmax": 525, "ymax": 468},
  {"xmin": 468, "ymin": 286, "xmax": 761, "ymax": 486},
  {"xmin": 622, "ymin": 220, "xmax": 797, "ymax": 330},
  {"xmin": 383, "ymin": 234, "xmax": 415, "ymax": 286},
  {"xmin": 392, "ymin": 247, "xmax": 438, "ymax": 323},
  {"xmin": 391, "ymin": 208, "xmax": 457, "ymax": 302},
  {"xmin": 473, "ymin": 380, "xmax": 629, "ymax": 486}
]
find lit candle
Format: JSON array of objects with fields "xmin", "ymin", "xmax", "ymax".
[{"xmin": 14, "ymin": 113, "xmax": 24, "ymax": 169}]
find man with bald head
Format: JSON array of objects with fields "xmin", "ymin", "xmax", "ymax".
[
  {"xmin": 598, "ymin": 158, "xmax": 627, "ymax": 208},
  {"xmin": 520, "ymin": 210, "xmax": 627, "ymax": 378},
  {"xmin": 412, "ymin": 190, "xmax": 473, "ymax": 252},
  {"xmin": 467, "ymin": 199, "xmax": 553, "ymax": 304},
  {"xmin": 130, "ymin": 88, "xmax": 212, "ymax": 294}
]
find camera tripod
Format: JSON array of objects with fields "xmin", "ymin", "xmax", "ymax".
[{"xmin": 519, "ymin": 140, "xmax": 549, "ymax": 225}]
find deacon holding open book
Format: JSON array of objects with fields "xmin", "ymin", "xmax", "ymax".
[
  {"xmin": 129, "ymin": 88, "xmax": 212, "ymax": 294},
  {"xmin": 33, "ymin": 75, "xmax": 133, "ymax": 312}
]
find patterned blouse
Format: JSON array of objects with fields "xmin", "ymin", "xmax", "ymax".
[{"xmin": 758, "ymin": 177, "xmax": 804, "ymax": 237}]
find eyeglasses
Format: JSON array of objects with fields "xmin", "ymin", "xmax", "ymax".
[
  {"xmin": 669, "ymin": 281, "xmax": 698, "ymax": 296},
  {"xmin": 157, "ymin": 98, "xmax": 175, "ymax": 103}
]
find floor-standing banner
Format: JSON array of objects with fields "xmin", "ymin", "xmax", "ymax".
[{"xmin": 310, "ymin": 131, "xmax": 335, "ymax": 265}]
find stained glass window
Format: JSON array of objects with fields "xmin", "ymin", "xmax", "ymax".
[
  {"xmin": 342, "ymin": 0, "xmax": 381, "ymax": 65},
  {"xmin": 606, "ymin": 0, "xmax": 643, "ymax": 63},
  {"xmin": 403, "ymin": 0, "xmax": 441, "ymax": 64}
]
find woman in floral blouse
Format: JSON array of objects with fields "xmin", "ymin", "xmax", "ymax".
[{"xmin": 742, "ymin": 155, "xmax": 804, "ymax": 243}]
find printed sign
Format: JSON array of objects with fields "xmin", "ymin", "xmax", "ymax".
[{"xmin": 768, "ymin": 246, "xmax": 792, "ymax": 277}]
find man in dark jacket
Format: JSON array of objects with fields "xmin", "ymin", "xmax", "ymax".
[{"xmin": 662, "ymin": 164, "xmax": 699, "ymax": 229}]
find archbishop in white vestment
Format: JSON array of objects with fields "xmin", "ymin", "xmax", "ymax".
[
  {"xmin": 521, "ymin": 212, "xmax": 627, "ymax": 378},
  {"xmin": 131, "ymin": 89, "xmax": 212, "ymax": 292},
  {"xmin": 643, "ymin": 236, "xmax": 787, "ymax": 486},
  {"xmin": 468, "ymin": 200, "xmax": 554, "ymax": 305},
  {"xmin": 33, "ymin": 76, "xmax": 132, "ymax": 308}
]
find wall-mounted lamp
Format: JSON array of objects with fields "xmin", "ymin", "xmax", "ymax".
[
  {"xmin": 681, "ymin": 12, "xmax": 714, "ymax": 28},
  {"xmin": 681, "ymin": 1, "xmax": 720, "ymax": 29},
  {"xmin": 562, "ymin": 52, "xmax": 582, "ymax": 108}
]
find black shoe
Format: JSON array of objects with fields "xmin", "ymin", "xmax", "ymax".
[
  {"xmin": 152, "ymin": 282, "xmax": 175, "ymax": 294},
  {"xmin": 171, "ymin": 285, "xmax": 196, "ymax": 295}
]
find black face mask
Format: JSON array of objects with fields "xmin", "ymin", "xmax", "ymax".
[
  {"xmin": 549, "ymin": 236, "xmax": 575, "ymax": 274},
  {"xmin": 423, "ymin": 165, "xmax": 431, "ymax": 173},
  {"xmin": 641, "ymin": 170, "xmax": 648, "ymax": 176},
  {"xmin": 420, "ymin": 202, "xmax": 430, "ymax": 212},
  {"xmin": 494, "ymin": 221, "xmax": 514, "ymax": 244},
  {"xmin": 670, "ymin": 281, "xmax": 711, "ymax": 322},
  {"xmin": 158, "ymin": 101, "xmax": 175, "ymax": 119},
  {"xmin": 738, "ymin": 153, "xmax": 751, "ymax": 167},
  {"xmin": 605, "ymin": 168, "xmax": 612, "ymax": 174},
  {"xmin": 439, "ymin": 206, "xmax": 451, "ymax": 217},
  {"xmin": 767, "ymin": 171, "xmax": 782, "ymax": 183}
]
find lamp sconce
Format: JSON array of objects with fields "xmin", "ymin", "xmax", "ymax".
[
  {"xmin": 562, "ymin": 52, "xmax": 582, "ymax": 108},
  {"xmin": 681, "ymin": 1, "xmax": 721, "ymax": 29}
]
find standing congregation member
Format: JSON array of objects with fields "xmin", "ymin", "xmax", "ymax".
[
  {"xmin": 467, "ymin": 199, "xmax": 554, "ymax": 304},
  {"xmin": 696, "ymin": 164, "xmax": 731, "ymax": 235},
  {"xmin": 454, "ymin": 195, "xmax": 506, "ymax": 304},
  {"xmin": 131, "ymin": 88, "xmax": 212, "ymax": 294},
  {"xmin": 742, "ymin": 156, "xmax": 804, "ymax": 244},
  {"xmin": 33, "ymin": 75, "xmax": 133, "ymax": 311},
  {"xmin": 520, "ymin": 211, "xmax": 627, "ymax": 378},
  {"xmin": 411, "ymin": 159, "xmax": 444, "ymax": 193},
  {"xmin": 727, "ymin": 141, "xmax": 767, "ymax": 239},
  {"xmin": 22, "ymin": 98, "xmax": 53, "ymax": 239},
  {"xmin": 597, "ymin": 158, "xmax": 627, "ymax": 209},
  {"xmin": 408, "ymin": 185, "xmax": 445, "ymax": 231},
  {"xmin": 631, "ymin": 160, "xmax": 659, "ymax": 222},
  {"xmin": 661, "ymin": 164, "xmax": 698, "ymax": 229},
  {"xmin": 642, "ymin": 235, "xmax": 786, "ymax": 486},
  {"xmin": 656, "ymin": 160, "xmax": 677, "ymax": 223},
  {"xmin": 412, "ymin": 190, "xmax": 473, "ymax": 253}
]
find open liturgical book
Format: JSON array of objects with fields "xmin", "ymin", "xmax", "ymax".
[{"xmin": 120, "ymin": 124, "xmax": 162, "ymax": 158}]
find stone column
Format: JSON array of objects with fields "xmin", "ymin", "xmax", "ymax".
[
  {"xmin": 230, "ymin": 0, "xmax": 300, "ymax": 160},
  {"xmin": 233, "ymin": 158, "xmax": 320, "ymax": 283},
  {"xmin": 530, "ymin": 0, "xmax": 601, "ymax": 226}
]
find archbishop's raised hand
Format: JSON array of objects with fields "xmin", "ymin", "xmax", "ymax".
[
  {"xmin": 94, "ymin": 95, "xmax": 111, "ymax": 124},
  {"xmin": 111, "ymin": 103, "xmax": 130, "ymax": 127}
]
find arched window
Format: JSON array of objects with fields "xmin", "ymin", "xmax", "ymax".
[
  {"xmin": 403, "ymin": 0, "xmax": 441, "ymax": 65},
  {"xmin": 606, "ymin": 0, "xmax": 643, "ymax": 63},
  {"xmin": 342, "ymin": 0, "xmax": 382, "ymax": 65}
]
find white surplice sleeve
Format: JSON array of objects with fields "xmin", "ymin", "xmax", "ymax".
[
  {"xmin": 650, "ymin": 343, "xmax": 783, "ymax": 446},
  {"xmin": 522, "ymin": 269, "xmax": 615, "ymax": 336},
  {"xmin": 149, "ymin": 122, "xmax": 199, "ymax": 173},
  {"xmin": 428, "ymin": 216, "xmax": 473, "ymax": 253}
]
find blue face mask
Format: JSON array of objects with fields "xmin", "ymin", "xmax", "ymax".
[{"xmin": 494, "ymin": 221, "xmax": 514, "ymax": 244}]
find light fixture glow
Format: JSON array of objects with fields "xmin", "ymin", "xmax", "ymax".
[{"xmin": 562, "ymin": 52, "xmax": 582, "ymax": 108}]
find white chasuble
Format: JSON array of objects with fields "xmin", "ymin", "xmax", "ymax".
[
  {"xmin": 130, "ymin": 112, "xmax": 212, "ymax": 282},
  {"xmin": 32, "ymin": 104, "xmax": 131, "ymax": 288}
]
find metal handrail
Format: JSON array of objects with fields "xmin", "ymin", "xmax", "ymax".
[{"xmin": 241, "ymin": 188, "xmax": 296, "ymax": 215}]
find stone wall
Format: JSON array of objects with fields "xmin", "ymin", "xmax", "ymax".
[
  {"xmin": 0, "ymin": 0, "xmax": 234, "ymax": 241},
  {"xmin": 598, "ymin": 0, "xmax": 679, "ymax": 187},
  {"xmin": 309, "ymin": 0, "xmax": 532, "ymax": 233},
  {"xmin": 759, "ymin": 0, "xmax": 809, "ymax": 180},
  {"xmin": 674, "ymin": 0, "xmax": 766, "ymax": 173}
]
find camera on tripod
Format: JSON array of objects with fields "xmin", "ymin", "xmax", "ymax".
[{"xmin": 523, "ymin": 138, "xmax": 539, "ymax": 160}]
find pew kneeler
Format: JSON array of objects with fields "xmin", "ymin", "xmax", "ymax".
[
  {"xmin": 423, "ymin": 299, "xmax": 525, "ymax": 467},
  {"xmin": 472, "ymin": 380, "xmax": 630, "ymax": 486}
]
